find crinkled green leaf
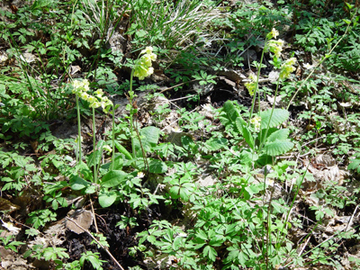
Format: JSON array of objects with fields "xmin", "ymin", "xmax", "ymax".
[
  {"xmin": 266, "ymin": 128, "xmax": 290, "ymax": 142},
  {"xmin": 264, "ymin": 140, "xmax": 294, "ymax": 156},
  {"xmin": 223, "ymin": 100, "xmax": 240, "ymax": 123},
  {"xmin": 260, "ymin": 109, "xmax": 289, "ymax": 129}
]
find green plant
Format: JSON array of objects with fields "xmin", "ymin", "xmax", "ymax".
[
  {"xmin": 0, "ymin": 229, "xmax": 24, "ymax": 252},
  {"xmin": 127, "ymin": 0, "xmax": 217, "ymax": 51}
]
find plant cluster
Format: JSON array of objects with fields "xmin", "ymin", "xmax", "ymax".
[{"xmin": 1, "ymin": 0, "xmax": 360, "ymax": 269}]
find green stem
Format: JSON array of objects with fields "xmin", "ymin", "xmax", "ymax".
[
  {"xmin": 76, "ymin": 95, "xmax": 82, "ymax": 164},
  {"xmin": 249, "ymin": 41, "xmax": 267, "ymax": 121},
  {"xmin": 92, "ymin": 107, "xmax": 98, "ymax": 185},
  {"xmin": 111, "ymin": 104, "xmax": 115, "ymax": 171},
  {"xmin": 129, "ymin": 70, "xmax": 136, "ymax": 159}
]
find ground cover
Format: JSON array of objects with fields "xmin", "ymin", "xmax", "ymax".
[{"xmin": 1, "ymin": 0, "xmax": 360, "ymax": 269}]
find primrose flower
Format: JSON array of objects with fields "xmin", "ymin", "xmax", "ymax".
[
  {"xmin": 72, "ymin": 79, "xmax": 113, "ymax": 113},
  {"xmin": 133, "ymin": 46, "xmax": 157, "ymax": 80},
  {"xmin": 279, "ymin": 57, "xmax": 297, "ymax": 80},
  {"xmin": 267, "ymin": 28, "xmax": 279, "ymax": 40},
  {"xmin": 250, "ymin": 115, "xmax": 261, "ymax": 131},
  {"xmin": 244, "ymin": 73, "xmax": 258, "ymax": 96},
  {"xmin": 266, "ymin": 39, "xmax": 284, "ymax": 58}
]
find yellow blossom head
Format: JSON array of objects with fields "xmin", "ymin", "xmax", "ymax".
[
  {"xmin": 133, "ymin": 46, "xmax": 157, "ymax": 80},
  {"xmin": 250, "ymin": 115, "xmax": 261, "ymax": 131},
  {"xmin": 279, "ymin": 57, "xmax": 297, "ymax": 80}
]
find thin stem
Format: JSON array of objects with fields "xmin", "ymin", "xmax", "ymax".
[
  {"xmin": 111, "ymin": 104, "xmax": 115, "ymax": 170},
  {"xmin": 92, "ymin": 107, "xmax": 98, "ymax": 185},
  {"xmin": 129, "ymin": 70, "xmax": 136, "ymax": 159},
  {"xmin": 249, "ymin": 42, "xmax": 267, "ymax": 120},
  {"xmin": 76, "ymin": 95, "xmax": 82, "ymax": 164}
]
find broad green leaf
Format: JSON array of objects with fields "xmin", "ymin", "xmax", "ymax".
[
  {"xmin": 260, "ymin": 109, "xmax": 289, "ymax": 129},
  {"xmin": 223, "ymin": 100, "xmax": 240, "ymax": 123},
  {"xmin": 134, "ymin": 126, "xmax": 160, "ymax": 156},
  {"xmin": 70, "ymin": 175, "xmax": 91, "ymax": 190},
  {"xmin": 148, "ymin": 159, "xmax": 168, "ymax": 174},
  {"xmin": 235, "ymin": 117, "xmax": 254, "ymax": 149},
  {"xmin": 173, "ymin": 236, "xmax": 185, "ymax": 251},
  {"xmin": 141, "ymin": 126, "xmax": 160, "ymax": 147},
  {"xmin": 264, "ymin": 140, "xmax": 294, "ymax": 156},
  {"xmin": 98, "ymin": 190, "xmax": 117, "ymax": 208},
  {"xmin": 101, "ymin": 170, "xmax": 127, "ymax": 188},
  {"xmin": 266, "ymin": 128, "xmax": 290, "ymax": 142}
]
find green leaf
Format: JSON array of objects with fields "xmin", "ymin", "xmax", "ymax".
[
  {"xmin": 205, "ymin": 137, "xmax": 228, "ymax": 151},
  {"xmin": 173, "ymin": 235, "xmax": 185, "ymax": 251},
  {"xmin": 148, "ymin": 159, "xmax": 168, "ymax": 174},
  {"xmin": 87, "ymin": 140, "xmax": 104, "ymax": 168},
  {"xmin": 266, "ymin": 128, "xmax": 290, "ymax": 142},
  {"xmin": 98, "ymin": 190, "xmax": 117, "ymax": 208},
  {"xmin": 70, "ymin": 175, "xmax": 91, "ymax": 190},
  {"xmin": 264, "ymin": 140, "xmax": 294, "ymax": 156},
  {"xmin": 169, "ymin": 186, "xmax": 180, "ymax": 199},
  {"xmin": 260, "ymin": 109, "xmax": 289, "ymax": 129},
  {"xmin": 134, "ymin": 126, "xmax": 160, "ymax": 157},
  {"xmin": 141, "ymin": 126, "xmax": 160, "ymax": 148},
  {"xmin": 114, "ymin": 141, "xmax": 133, "ymax": 160},
  {"xmin": 223, "ymin": 100, "xmax": 240, "ymax": 123},
  {"xmin": 101, "ymin": 170, "xmax": 127, "ymax": 188},
  {"xmin": 348, "ymin": 159, "xmax": 360, "ymax": 173},
  {"xmin": 203, "ymin": 245, "xmax": 217, "ymax": 262},
  {"xmin": 235, "ymin": 117, "xmax": 254, "ymax": 149}
]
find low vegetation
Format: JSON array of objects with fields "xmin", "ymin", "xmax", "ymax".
[{"xmin": 1, "ymin": 0, "xmax": 360, "ymax": 269}]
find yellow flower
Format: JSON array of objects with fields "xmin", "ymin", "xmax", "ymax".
[
  {"xmin": 133, "ymin": 46, "xmax": 157, "ymax": 80},
  {"xmin": 266, "ymin": 39, "xmax": 284, "ymax": 58},
  {"xmin": 279, "ymin": 57, "xmax": 297, "ymax": 80},
  {"xmin": 250, "ymin": 115, "xmax": 261, "ymax": 131},
  {"xmin": 245, "ymin": 73, "xmax": 258, "ymax": 96}
]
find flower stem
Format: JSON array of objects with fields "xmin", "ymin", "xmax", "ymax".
[
  {"xmin": 92, "ymin": 107, "xmax": 97, "ymax": 185},
  {"xmin": 76, "ymin": 95, "xmax": 82, "ymax": 164},
  {"xmin": 111, "ymin": 104, "xmax": 115, "ymax": 171}
]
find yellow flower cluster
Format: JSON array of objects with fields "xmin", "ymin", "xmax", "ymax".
[
  {"xmin": 266, "ymin": 39, "xmax": 284, "ymax": 58},
  {"xmin": 244, "ymin": 73, "xmax": 258, "ymax": 96},
  {"xmin": 71, "ymin": 79, "xmax": 113, "ymax": 113},
  {"xmin": 250, "ymin": 115, "xmax": 261, "ymax": 131},
  {"xmin": 133, "ymin": 46, "xmax": 157, "ymax": 80},
  {"xmin": 279, "ymin": 57, "xmax": 297, "ymax": 80}
]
